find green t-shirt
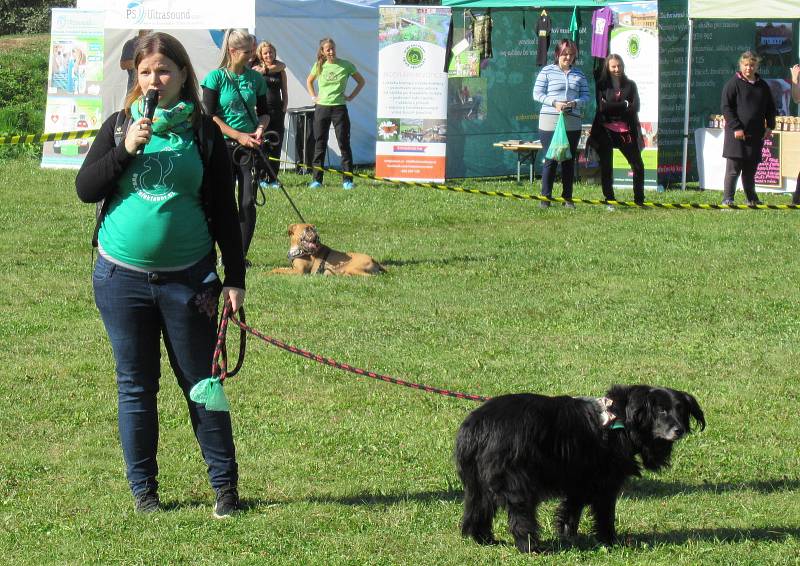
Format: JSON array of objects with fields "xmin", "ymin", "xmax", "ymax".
[
  {"xmin": 311, "ymin": 58, "xmax": 357, "ymax": 106},
  {"xmin": 201, "ymin": 67, "xmax": 267, "ymax": 134},
  {"xmin": 98, "ymin": 127, "xmax": 212, "ymax": 269}
]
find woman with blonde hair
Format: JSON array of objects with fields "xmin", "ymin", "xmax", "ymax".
[
  {"xmin": 253, "ymin": 41, "xmax": 288, "ymax": 188},
  {"xmin": 202, "ymin": 29, "xmax": 269, "ymax": 265},
  {"xmin": 306, "ymin": 37, "xmax": 365, "ymax": 190},
  {"xmin": 76, "ymin": 32, "xmax": 245, "ymax": 518},
  {"xmin": 720, "ymin": 50, "xmax": 775, "ymax": 206}
]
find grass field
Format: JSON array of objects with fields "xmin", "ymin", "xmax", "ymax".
[{"xmin": 1, "ymin": 155, "xmax": 798, "ymax": 564}]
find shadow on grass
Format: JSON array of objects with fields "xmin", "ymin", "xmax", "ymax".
[
  {"xmin": 624, "ymin": 477, "xmax": 800, "ymax": 499},
  {"xmin": 380, "ymin": 254, "xmax": 495, "ymax": 268},
  {"xmin": 305, "ymin": 488, "xmax": 463, "ymax": 506},
  {"xmin": 627, "ymin": 526, "xmax": 800, "ymax": 546}
]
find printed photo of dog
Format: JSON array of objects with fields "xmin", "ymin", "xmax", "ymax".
[
  {"xmin": 455, "ymin": 384, "xmax": 705, "ymax": 552},
  {"xmin": 271, "ymin": 223, "xmax": 386, "ymax": 276}
]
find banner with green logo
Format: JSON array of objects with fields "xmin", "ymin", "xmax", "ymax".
[{"xmin": 376, "ymin": 6, "xmax": 452, "ymax": 182}]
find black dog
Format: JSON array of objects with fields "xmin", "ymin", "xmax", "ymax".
[{"xmin": 455, "ymin": 385, "xmax": 705, "ymax": 552}]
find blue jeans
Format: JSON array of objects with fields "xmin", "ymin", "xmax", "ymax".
[
  {"xmin": 93, "ymin": 253, "xmax": 238, "ymax": 497},
  {"xmin": 539, "ymin": 128, "xmax": 582, "ymax": 199}
]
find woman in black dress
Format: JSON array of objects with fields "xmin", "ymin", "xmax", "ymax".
[
  {"xmin": 720, "ymin": 51, "xmax": 776, "ymax": 206},
  {"xmin": 254, "ymin": 41, "xmax": 288, "ymax": 187}
]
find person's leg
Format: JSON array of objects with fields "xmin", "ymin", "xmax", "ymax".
[
  {"xmin": 594, "ymin": 133, "xmax": 615, "ymax": 201},
  {"xmin": 92, "ymin": 255, "xmax": 162, "ymax": 499},
  {"xmin": 619, "ymin": 140, "xmax": 646, "ymax": 204},
  {"xmin": 538, "ymin": 129, "xmax": 555, "ymax": 200},
  {"xmin": 266, "ymin": 109, "xmax": 285, "ymax": 183},
  {"xmin": 722, "ymin": 158, "xmax": 743, "ymax": 204},
  {"xmin": 226, "ymin": 142, "xmax": 256, "ymax": 259},
  {"xmin": 793, "ymin": 173, "xmax": 800, "ymax": 205},
  {"xmin": 740, "ymin": 159, "xmax": 759, "ymax": 203},
  {"xmin": 330, "ymin": 105, "xmax": 353, "ymax": 179},
  {"xmin": 311, "ymin": 105, "xmax": 332, "ymax": 183},
  {"xmin": 155, "ymin": 254, "xmax": 238, "ymax": 492},
  {"xmin": 560, "ymin": 129, "xmax": 582, "ymax": 200}
]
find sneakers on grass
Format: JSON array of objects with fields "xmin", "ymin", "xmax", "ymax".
[
  {"xmin": 342, "ymin": 181, "xmax": 354, "ymax": 190},
  {"xmin": 134, "ymin": 490, "xmax": 160, "ymax": 514},
  {"xmin": 213, "ymin": 485, "xmax": 241, "ymax": 519},
  {"xmin": 308, "ymin": 181, "xmax": 322, "ymax": 189}
]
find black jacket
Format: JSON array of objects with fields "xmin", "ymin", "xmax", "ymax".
[
  {"xmin": 721, "ymin": 73, "xmax": 776, "ymax": 161},
  {"xmin": 588, "ymin": 76, "xmax": 642, "ymax": 149},
  {"xmin": 75, "ymin": 111, "xmax": 245, "ymax": 289}
]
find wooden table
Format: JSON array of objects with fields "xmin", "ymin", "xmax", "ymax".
[{"xmin": 494, "ymin": 141, "xmax": 543, "ymax": 183}]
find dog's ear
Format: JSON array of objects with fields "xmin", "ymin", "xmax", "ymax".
[
  {"xmin": 624, "ymin": 386, "xmax": 652, "ymax": 430},
  {"xmin": 287, "ymin": 223, "xmax": 297, "ymax": 235},
  {"xmin": 679, "ymin": 390, "xmax": 706, "ymax": 432}
]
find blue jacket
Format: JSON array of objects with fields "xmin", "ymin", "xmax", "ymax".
[{"xmin": 533, "ymin": 64, "xmax": 590, "ymax": 122}]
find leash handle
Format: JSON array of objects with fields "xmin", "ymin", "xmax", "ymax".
[{"xmin": 212, "ymin": 304, "xmax": 247, "ymax": 382}]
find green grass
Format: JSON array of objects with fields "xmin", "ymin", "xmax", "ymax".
[{"xmin": 0, "ymin": 156, "xmax": 799, "ymax": 564}]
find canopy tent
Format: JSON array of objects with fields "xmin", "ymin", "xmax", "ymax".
[
  {"xmin": 681, "ymin": 0, "xmax": 800, "ymax": 189},
  {"xmin": 254, "ymin": 0, "xmax": 391, "ymax": 166},
  {"xmin": 442, "ymin": 0, "xmax": 612, "ymax": 6}
]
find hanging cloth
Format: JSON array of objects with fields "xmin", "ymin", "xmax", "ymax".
[
  {"xmin": 536, "ymin": 11, "xmax": 552, "ymax": 66},
  {"xmin": 569, "ymin": 7, "xmax": 579, "ymax": 43},
  {"xmin": 469, "ymin": 9, "xmax": 493, "ymax": 60}
]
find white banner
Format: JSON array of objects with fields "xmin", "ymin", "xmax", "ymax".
[
  {"xmin": 80, "ymin": 0, "xmax": 254, "ymax": 30},
  {"xmin": 376, "ymin": 6, "xmax": 451, "ymax": 182}
]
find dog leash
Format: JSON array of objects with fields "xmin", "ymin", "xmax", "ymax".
[
  {"xmin": 232, "ymin": 140, "xmax": 307, "ymax": 223},
  {"xmin": 222, "ymin": 312, "xmax": 490, "ymax": 402}
]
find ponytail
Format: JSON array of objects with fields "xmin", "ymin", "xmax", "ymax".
[{"xmin": 219, "ymin": 28, "xmax": 254, "ymax": 69}]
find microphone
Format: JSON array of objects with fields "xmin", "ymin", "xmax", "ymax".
[{"xmin": 136, "ymin": 89, "xmax": 159, "ymax": 155}]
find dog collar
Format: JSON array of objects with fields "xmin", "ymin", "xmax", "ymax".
[
  {"xmin": 596, "ymin": 396, "xmax": 624, "ymax": 429},
  {"xmin": 287, "ymin": 246, "xmax": 308, "ymax": 263}
]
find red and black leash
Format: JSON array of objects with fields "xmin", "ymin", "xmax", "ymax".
[{"xmin": 213, "ymin": 307, "xmax": 490, "ymax": 402}]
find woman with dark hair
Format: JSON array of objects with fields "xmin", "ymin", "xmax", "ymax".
[
  {"xmin": 720, "ymin": 50, "xmax": 776, "ymax": 207},
  {"xmin": 75, "ymin": 32, "xmax": 245, "ymax": 518},
  {"xmin": 587, "ymin": 53, "xmax": 645, "ymax": 209},
  {"xmin": 306, "ymin": 37, "xmax": 365, "ymax": 190},
  {"xmin": 253, "ymin": 41, "xmax": 288, "ymax": 188},
  {"xmin": 201, "ymin": 29, "xmax": 269, "ymax": 265},
  {"xmin": 533, "ymin": 38, "xmax": 590, "ymax": 208}
]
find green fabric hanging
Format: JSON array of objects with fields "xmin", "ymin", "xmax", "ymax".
[
  {"xmin": 190, "ymin": 376, "xmax": 231, "ymax": 412},
  {"xmin": 545, "ymin": 113, "xmax": 572, "ymax": 162},
  {"xmin": 569, "ymin": 7, "xmax": 578, "ymax": 42}
]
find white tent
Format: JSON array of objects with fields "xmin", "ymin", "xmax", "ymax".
[
  {"xmin": 254, "ymin": 0, "xmax": 391, "ymax": 166},
  {"xmin": 681, "ymin": 0, "xmax": 800, "ymax": 189}
]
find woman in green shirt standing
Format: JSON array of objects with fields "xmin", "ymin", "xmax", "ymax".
[
  {"xmin": 202, "ymin": 29, "xmax": 269, "ymax": 265},
  {"xmin": 306, "ymin": 37, "xmax": 365, "ymax": 190}
]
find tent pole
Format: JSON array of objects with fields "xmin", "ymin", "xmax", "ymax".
[{"xmin": 681, "ymin": 18, "xmax": 694, "ymax": 191}]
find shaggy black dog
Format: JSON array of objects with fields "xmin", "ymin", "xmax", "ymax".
[{"xmin": 455, "ymin": 385, "xmax": 705, "ymax": 552}]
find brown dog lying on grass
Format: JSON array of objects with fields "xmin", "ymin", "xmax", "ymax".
[{"xmin": 271, "ymin": 223, "xmax": 386, "ymax": 276}]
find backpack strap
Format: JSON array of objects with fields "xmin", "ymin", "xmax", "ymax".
[{"xmin": 92, "ymin": 111, "xmax": 129, "ymax": 247}]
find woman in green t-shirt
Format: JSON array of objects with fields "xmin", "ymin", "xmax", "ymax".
[
  {"xmin": 306, "ymin": 37, "xmax": 365, "ymax": 190},
  {"xmin": 202, "ymin": 29, "xmax": 269, "ymax": 265}
]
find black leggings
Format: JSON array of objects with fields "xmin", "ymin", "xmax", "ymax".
[
  {"xmin": 312, "ymin": 104, "xmax": 352, "ymax": 183},
  {"xmin": 593, "ymin": 128, "xmax": 645, "ymax": 203},
  {"xmin": 227, "ymin": 140, "xmax": 257, "ymax": 258},
  {"xmin": 793, "ymin": 174, "xmax": 800, "ymax": 205}
]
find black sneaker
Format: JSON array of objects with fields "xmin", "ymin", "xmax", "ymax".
[
  {"xmin": 134, "ymin": 490, "xmax": 160, "ymax": 514},
  {"xmin": 563, "ymin": 201, "xmax": 576, "ymax": 209},
  {"xmin": 213, "ymin": 485, "xmax": 241, "ymax": 519},
  {"xmin": 244, "ymin": 259, "xmax": 252, "ymax": 270},
  {"xmin": 539, "ymin": 201, "xmax": 551, "ymax": 209},
  {"xmin": 746, "ymin": 199, "xmax": 763, "ymax": 207}
]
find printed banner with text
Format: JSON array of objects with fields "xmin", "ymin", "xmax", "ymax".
[
  {"xmin": 376, "ymin": 6, "xmax": 451, "ymax": 182},
  {"xmin": 41, "ymin": 8, "xmax": 104, "ymax": 169}
]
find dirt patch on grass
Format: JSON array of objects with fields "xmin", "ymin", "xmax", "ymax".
[{"xmin": 0, "ymin": 34, "xmax": 48, "ymax": 50}]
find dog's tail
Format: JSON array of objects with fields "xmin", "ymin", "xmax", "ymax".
[{"xmin": 455, "ymin": 420, "xmax": 496, "ymax": 542}]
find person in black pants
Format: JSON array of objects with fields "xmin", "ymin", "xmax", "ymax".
[
  {"xmin": 791, "ymin": 63, "xmax": 800, "ymax": 205},
  {"xmin": 253, "ymin": 41, "xmax": 288, "ymax": 187},
  {"xmin": 720, "ymin": 51, "xmax": 775, "ymax": 207},
  {"xmin": 305, "ymin": 38, "xmax": 365, "ymax": 190},
  {"xmin": 587, "ymin": 54, "xmax": 645, "ymax": 209}
]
